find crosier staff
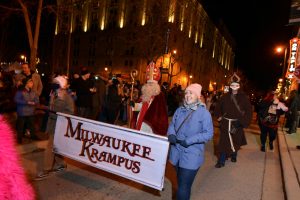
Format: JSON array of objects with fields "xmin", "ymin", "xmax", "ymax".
[
  {"xmin": 130, "ymin": 70, "xmax": 138, "ymax": 101},
  {"xmin": 128, "ymin": 69, "xmax": 138, "ymax": 128}
]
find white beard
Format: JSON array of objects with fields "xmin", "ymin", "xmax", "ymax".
[{"xmin": 141, "ymin": 82, "xmax": 161, "ymax": 102}]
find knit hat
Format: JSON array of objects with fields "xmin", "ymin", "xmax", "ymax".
[
  {"xmin": 22, "ymin": 78, "xmax": 33, "ymax": 86},
  {"xmin": 54, "ymin": 76, "xmax": 68, "ymax": 89},
  {"xmin": 186, "ymin": 83, "xmax": 202, "ymax": 99},
  {"xmin": 81, "ymin": 68, "xmax": 90, "ymax": 76}
]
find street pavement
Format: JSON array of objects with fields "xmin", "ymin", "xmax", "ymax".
[{"xmin": 15, "ymin": 114, "xmax": 300, "ymax": 200}]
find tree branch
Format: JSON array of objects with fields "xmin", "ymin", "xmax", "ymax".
[{"xmin": 0, "ymin": 4, "xmax": 22, "ymax": 12}]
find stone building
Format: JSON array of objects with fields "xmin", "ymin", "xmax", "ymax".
[{"xmin": 53, "ymin": 0, "xmax": 235, "ymax": 90}]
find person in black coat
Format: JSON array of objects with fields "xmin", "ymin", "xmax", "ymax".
[
  {"xmin": 287, "ymin": 88, "xmax": 300, "ymax": 134},
  {"xmin": 257, "ymin": 92, "xmax": 288, "ymax": 152},
  {"xmin": 99, "ymin": 78, "xmax": 122, "ymax": 124}
]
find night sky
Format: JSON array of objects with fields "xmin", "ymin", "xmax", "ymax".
[
  {"xmin": 202, "ymin": 0, "xmax": 297, "ymax": 91},
  {"xmin": 0, "ymin": 0, "xmax": 297, "ymax": 92}
]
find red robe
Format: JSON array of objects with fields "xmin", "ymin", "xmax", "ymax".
[{"xmin": 131, "ymin": 92, "xmax": 168, "ymax": 136}]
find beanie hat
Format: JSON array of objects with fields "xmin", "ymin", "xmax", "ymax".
[
  {"xmin": 54, "ymin": 76, "xmax": 68, "ymax": 89},
  {"xmin": 81, "ymin": 68, "xmax": 90, "ymax": 76},
  {"xmin": 22, "ymin": 78, "xmax": 33, "ymax": 86},
  {"xmin": 186, "ymin": 83, "xmax": 202, "ymax": 99}
]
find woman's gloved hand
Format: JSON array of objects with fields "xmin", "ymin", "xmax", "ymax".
[
  {"xmin": 168, "ymin": 135, "xmax": 177, "ymax": 144},
  {"xmin": 177, "ymin": 140, "xmax": 189, "ymax": 148}
]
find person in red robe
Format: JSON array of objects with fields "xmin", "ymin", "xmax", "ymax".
[{"xmin": 131, "ymin": 61, "xmax": 168, "ymax": 136}]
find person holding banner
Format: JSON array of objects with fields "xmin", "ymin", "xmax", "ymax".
[
  {"xmin": 167, "ymin": 83, "xmax": 213, "ymax": 200},
  {"xmin": 35, "ymin": 76, "xmax": 75, "ymax": 180}
]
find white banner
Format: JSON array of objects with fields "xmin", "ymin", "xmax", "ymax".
[{"xmin": 53, "ymin": 113, "xmax": 169, "ymax": 190}]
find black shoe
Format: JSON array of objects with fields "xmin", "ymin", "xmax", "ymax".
[
  {"xmin": 231, "ymin": 157, "xmax": 237, "ymax": 162},
  {"xmin": 296, "ymin": 145, "xmax": 300, "ymax": 150},
  {"xmin": 261, "ymin": 146, "xmax": 265, "ymax": 152},
  {"xmin": 215, "ymin": 162, "xmax": 225, "ymax": 168},
  {"xmin": 52, "ymin": 164, "xmax": 67, "ymax": 173},
  {"xmin": 269, "ymin": 142, "xmax": 274, "ymax": 150}
]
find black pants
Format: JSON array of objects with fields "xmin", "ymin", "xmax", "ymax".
[
  {"xmin": 260, "ymin": 124, "xmax": 277, "ymax": 146},
  {"xmin": 16, "ymin": 115, "xmax": 38, "ymax": 143}
]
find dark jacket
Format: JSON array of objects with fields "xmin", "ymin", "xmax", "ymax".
[
  {"xmin": 214, "ymin": 91, "xmax": 253, "ymax": 154},
  {"xmin": 75, "ymin": 77, "xmax": 94, "ymax": 107}
]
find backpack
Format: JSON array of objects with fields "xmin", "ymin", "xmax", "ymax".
[{"xmin": 260, "ymin": 103, "xmax": 279, "ymax": 126}]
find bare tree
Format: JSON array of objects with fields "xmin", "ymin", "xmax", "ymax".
[
  {"xmin": 122, "ymin": 0, "xmax": 169, "ymax": 63},
  {"xmin": 0, "ymin": 0, "xmax": 47, "ymax": 70}
]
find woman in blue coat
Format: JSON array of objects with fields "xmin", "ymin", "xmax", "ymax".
[{"xmin": 168, "ymin": 83, "xmax": 214, "ymax": 200}]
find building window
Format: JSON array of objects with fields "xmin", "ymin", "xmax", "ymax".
[
  {"xmin": 130, "ymin": 46, "xmax": 135, "ymax": 55},
  {"xmin": 91, "ymin": 12, "xmax": 99, "ymax": 31}
]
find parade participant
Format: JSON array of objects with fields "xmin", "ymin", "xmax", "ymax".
[
  {"xmin": 167, "ymin": 83, "xmax": 213, "ymax": 200},
  {"xmin": 214, "ymin": 73, "xmax": 252, "ymax": 168},
  {"xmin": 131, "ymin": 61, "xmax": 168, "ymax": 136},
  {"xmin": 35, "ymin": 76, "xmax": 75, "ymax": 180},
  {"xmin": 0, "ymin": 115, "xmax": 35, "ymax": 199},
  {"xmin": 257, "ymin": 92, "xmax": 288, "ymax": 152}
]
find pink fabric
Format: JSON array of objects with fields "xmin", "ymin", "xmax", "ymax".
[
  {"xmin": 0, "ymin": 115, "xmax": 35, "ymax": 200},
  {"xmin": 186, "ymin": 84, "xmax": 202, "ymax": 98}
]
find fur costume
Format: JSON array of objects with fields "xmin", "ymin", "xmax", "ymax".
[{"xmin": 0, "ymin": 115, "xmax": 35, "ymax": 200}]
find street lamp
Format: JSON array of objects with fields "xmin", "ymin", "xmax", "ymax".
[
  {"xmin": 275, "ymin": 46, "xmax": 288, "ymax": 78},
  {"xmin": 20, "ymin": 55, "xmax": 27, "ymax": 63},
  {"xmin": 168, "ymin": 49, "xmax": 177, "ymax": 84},
  {"xmin": 275, "ymin": 46, "xmax": 288, "ymax": 97},
  {"xmin": 188, "ymin": 75, "xmax": 193, "ymax": 85}
]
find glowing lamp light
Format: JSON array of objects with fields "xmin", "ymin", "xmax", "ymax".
[{"xmin": 276, "ymin": 47, "xmax": 283, "ymax": 53}]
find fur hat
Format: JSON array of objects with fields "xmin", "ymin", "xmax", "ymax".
[
  {"xmin": 186, "ymin": 83, "xmax": 202, "ymax": 99},
  {"xmin": 54, "ymin": 76, "xmax": 68, "ymax": 89}
]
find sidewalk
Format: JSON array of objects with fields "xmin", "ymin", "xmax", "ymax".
[
  {"xmin": 18, "ymin": 116, "xmax": 300, "ymax": 200},
  {"xmin": 277, "ymin": 126, "xmax": 300, "ymax": 200}
]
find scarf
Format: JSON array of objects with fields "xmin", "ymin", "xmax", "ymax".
[{"xmin": 183, "ymin": 101, "xmax": 202, "ymax": 111}]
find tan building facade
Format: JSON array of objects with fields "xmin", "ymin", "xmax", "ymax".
[{"xmin": 53, "ymin": 0, "xmax": 235, "ymax": 90}]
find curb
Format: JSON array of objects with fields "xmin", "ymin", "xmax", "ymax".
[{"xmin": 277, "ymin": 130, "xmax": 300, "ymax": 200}]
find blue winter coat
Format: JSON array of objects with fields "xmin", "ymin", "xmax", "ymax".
[
  {"xmin": 14, "ymin": 89, "xmax": 39, "ymax": 117},
  {"xmin": 167, "ymin": 104, "xmax": 213, "ymax": 170}
]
